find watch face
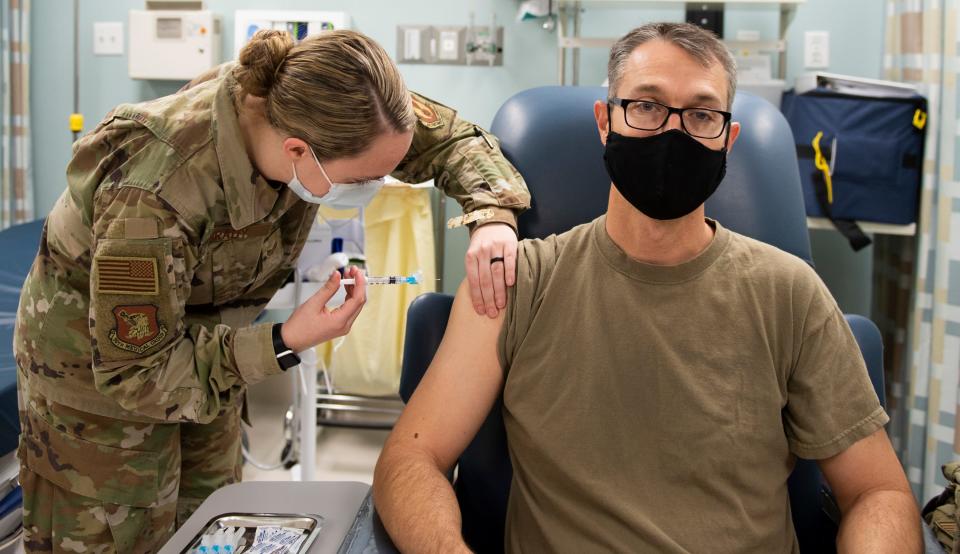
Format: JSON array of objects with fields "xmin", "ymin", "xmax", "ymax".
[
  {"xmin": 277, "ymin": 351, "xmax": 301, "ymax": 371},
  {"xmin": 271, "ymin": 324, "xmax": 300, "ymax": 370}
]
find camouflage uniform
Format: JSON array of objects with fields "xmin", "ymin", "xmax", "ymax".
[{"xmin": 15, "ymin": 62, "xmax": 529, "ymax": 553}]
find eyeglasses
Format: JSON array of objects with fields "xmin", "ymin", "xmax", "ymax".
[{"xmin": 607, "ymin": 97, "xmax": 732, "ymax": 140}]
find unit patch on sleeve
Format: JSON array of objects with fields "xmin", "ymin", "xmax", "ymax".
[
  {"xmin": 109, "ymin": 305, "xmax": 168, "ymax": 354},
  {"xmin": 412, "ymin": 95, "xmax": 444, "ymax": 129},
  {"xmin": 96, "ymin": 256, "xmax": 159, "ymax": 295}
]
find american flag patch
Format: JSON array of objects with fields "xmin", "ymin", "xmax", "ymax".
[{"xmin": 96, "ymin": 257, "xmax": 159, "ymax": 295}]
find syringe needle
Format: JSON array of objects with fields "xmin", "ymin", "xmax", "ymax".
[{"xmin": 339, "ymin": 277, "xmax": 440, "ymax": 285}]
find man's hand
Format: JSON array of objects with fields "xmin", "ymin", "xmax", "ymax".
[
  {"xmin": 465, "ymin": 222, "xmax": 518, "ymax": 318},
  {"xmin": 280, "ymin": 266, "xmax": 366, "ymax": 352}
]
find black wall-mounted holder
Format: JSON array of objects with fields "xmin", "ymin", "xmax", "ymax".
[{"xmin": 685, "ymin": 3, "xmax": 725, "ymax": 38}]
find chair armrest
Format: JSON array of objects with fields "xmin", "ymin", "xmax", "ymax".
[
  {"xmin": 844, "ymin": 314, "xmax": 885, "ymax": 408},
  {"xmin": 400, "ymin": 293, "xmax": 455, "ymax": 402}
]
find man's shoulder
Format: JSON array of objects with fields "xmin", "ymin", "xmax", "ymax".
[
  {"xmin": 723, "ymin": 229, "xmax": 829, "ymax": 303},
  {"xmin": 517, "ymin": 219, "xmax": 596, "ymax": 266},
  {"xmin": 505, "ymin": 220, "xmax": 597, "ymax": 326},
  {"xmin": 725, "ymin": 229, "xmax": 815, "ymax": 277}
]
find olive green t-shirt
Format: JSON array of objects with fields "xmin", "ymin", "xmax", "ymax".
[{"xmin": 497, "ymin": 216, "xmax": 887, "ymax": 553}]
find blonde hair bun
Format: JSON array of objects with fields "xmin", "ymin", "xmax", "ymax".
[
  {"xmin": 231, "ymin": 29, "xmax": 415, "ymax": 161},
  {"xmin": 236, "ymin": 29, "xmax": 295, "ymax": 98}
]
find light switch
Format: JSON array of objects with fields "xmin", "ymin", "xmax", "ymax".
[
  {"xmin": 94, "ymin": 22, "xmax": 124, "ymax": 56},
  {"xmin": 804, "ymin": 31, "xmax": 829, "ymax": 69},
  {"xmin": 403, "ymin": 28, "xmax": 421, "ymax": 61}
]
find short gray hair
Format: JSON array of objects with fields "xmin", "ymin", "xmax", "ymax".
[{"xmin": 607, "ymin": 22, "xmax": 737, "ymax": 109}]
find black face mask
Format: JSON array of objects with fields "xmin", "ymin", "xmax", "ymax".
[{"xmin": 602, "ymin": 128, "xmax": 727, "ymax": 220}]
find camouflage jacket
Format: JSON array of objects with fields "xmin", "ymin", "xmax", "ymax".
[{"xmin": 14, "ymin": 64, "xmax": 530, "ymax": 424}]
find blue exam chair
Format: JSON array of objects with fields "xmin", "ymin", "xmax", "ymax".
[
  {"xmin": 398, "ymin": 88, "xmax": 886, "ymax": 553},
  {"xmin": 0, "ymin": 218, "xmax": 44, "ymax": 545},
  {"xmin": 0, "ymin": 219, "xmax": 40, "ymax": 454}
]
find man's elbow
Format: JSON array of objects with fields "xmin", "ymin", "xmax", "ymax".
[
  {"xmin": 849, "ymin": 487, "xmax": 920, "ymax": 521},
  {"xmin": 372, "ymin": 440, "xmax": 401, "ymax": 503},
  {"xmin": 851, "ymin": 485, "xmax": 918, "ymax": 511},
  {"xmin": 838, "ymin": 488, "xmax": 923, "ymax": 553},
  {"xmin": 373, "ymin": 438, "xmax": 437, "ymax": 504}
]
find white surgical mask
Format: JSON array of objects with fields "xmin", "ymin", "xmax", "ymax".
[{"xmin": 287, "ymin": 146, "xmax": 385, "ymax": 209}]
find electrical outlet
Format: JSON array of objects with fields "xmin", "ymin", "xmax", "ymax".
[
  {"xmin": 94, "ymin": 22, "xmax": 124, "ymax": 56},
  {"xmin": 804, "ymin": 31, "xmax": 829, "ymax": 69},
  {"xmin": 435, "ymin": 26, "xmax": 467, "ymax": 64},
  {"xmin": 437, "ymin": 29, "xmax": 460, "ymax": 61}
]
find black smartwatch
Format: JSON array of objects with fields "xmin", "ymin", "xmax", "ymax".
[{"xmin": 271, "ymin": 323, "xmax": 301, "ymax": 371}]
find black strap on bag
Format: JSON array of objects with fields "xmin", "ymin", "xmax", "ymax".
[
  {"xmin": 799, "ymin": 134, "xmax": 873, "ymax": 251},
  {"xmin": 811, "ymin": 170, "xmax": 872, "ymax": 251},
  {"xmin": 797, "ymin": 145, "xmax": 921, "ymax": 171},
  {"xmin": 797, "ymin": 142, "xmax": 923, "ymax": 250}
]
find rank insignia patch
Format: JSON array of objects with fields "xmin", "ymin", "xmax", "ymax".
[
  {"xmin": 109, "ymin": 305, "xmax": 167, "ymax": 354},
  {"xmin": 96, "ymin": 256, "xmax": 159, "ymax": 295},
  {"xmin": 412, "ymin": 96, "xmax": 444, "ymax": 129}
]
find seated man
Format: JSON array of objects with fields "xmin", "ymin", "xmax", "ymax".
[{"xmin": 374, "ymin": 22, "xmax": 921, "ymax": 553}]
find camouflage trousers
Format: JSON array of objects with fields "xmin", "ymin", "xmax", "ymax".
[{"xmin": 19, "ymin": 392, "xmax": 243, "ymax": 553}]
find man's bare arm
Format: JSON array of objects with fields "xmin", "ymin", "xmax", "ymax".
[
  {"xmin": 819, "ymin": 428, "xmax": 922, "ymax": 553},
  {"xmin": 373, "ymin": 280, "xmax": 505, "ymax": 553}
]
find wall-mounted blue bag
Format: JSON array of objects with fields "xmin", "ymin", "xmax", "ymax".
[{"xmin": 781, "ymin": 87, "xmax": 927, "ymax": 250}]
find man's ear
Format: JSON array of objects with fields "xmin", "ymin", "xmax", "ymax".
[
  {"xmin": 725, "ymin": 121, "xmax": 741, "ymax": 153},
  {"xmin": 594, "ymin": 100, "xmax": 610, "ymax": 145}
]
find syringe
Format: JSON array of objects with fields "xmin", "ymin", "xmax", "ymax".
[{"xmin": 341, "ymin": 270, "xmax": 423, "ymax": 286}]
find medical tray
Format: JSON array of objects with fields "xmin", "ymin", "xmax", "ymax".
[{"xmin": 180, "ymin": 513, "xmax": 324, "ymax": 554}]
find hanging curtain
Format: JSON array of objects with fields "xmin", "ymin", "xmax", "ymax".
[
  {"xmin": 317, "ymin": 186, "xmax": 438, "ymax": 396},
  {"xmin": 882, "ymin": 0, "xmax": 960, "ymax": 502},
  {"xmin": 0, "ymin": 0, "xmax": 32, "ymax": 229},
  {"xmin": 871, "ymin": 232, "xmax": 915, "ymax": 454}
]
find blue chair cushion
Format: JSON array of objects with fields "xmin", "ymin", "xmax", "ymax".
[
  {"xmin": 489, "ymin": 87, "xmax": 813, "ymax": 264},
  {"xmin": 0, "ymin": 219, "xmax": 45, "ymax": 455}
]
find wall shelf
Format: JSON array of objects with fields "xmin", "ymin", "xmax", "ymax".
[
  {"xmin": 806, "ymin": 217, "xmax": 917, "ymax": 237},
  {"xmin": 551, "ymin": 0, "xmax": 806, "ymax": 85},
  {"xmin": 556, "ymin": 0, "xmax": 804, "ymax": 3}
]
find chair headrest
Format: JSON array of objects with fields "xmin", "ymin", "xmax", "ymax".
[{"xmin": 490, "ymin": 87, "xmax": 812, "ymax": 264}]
